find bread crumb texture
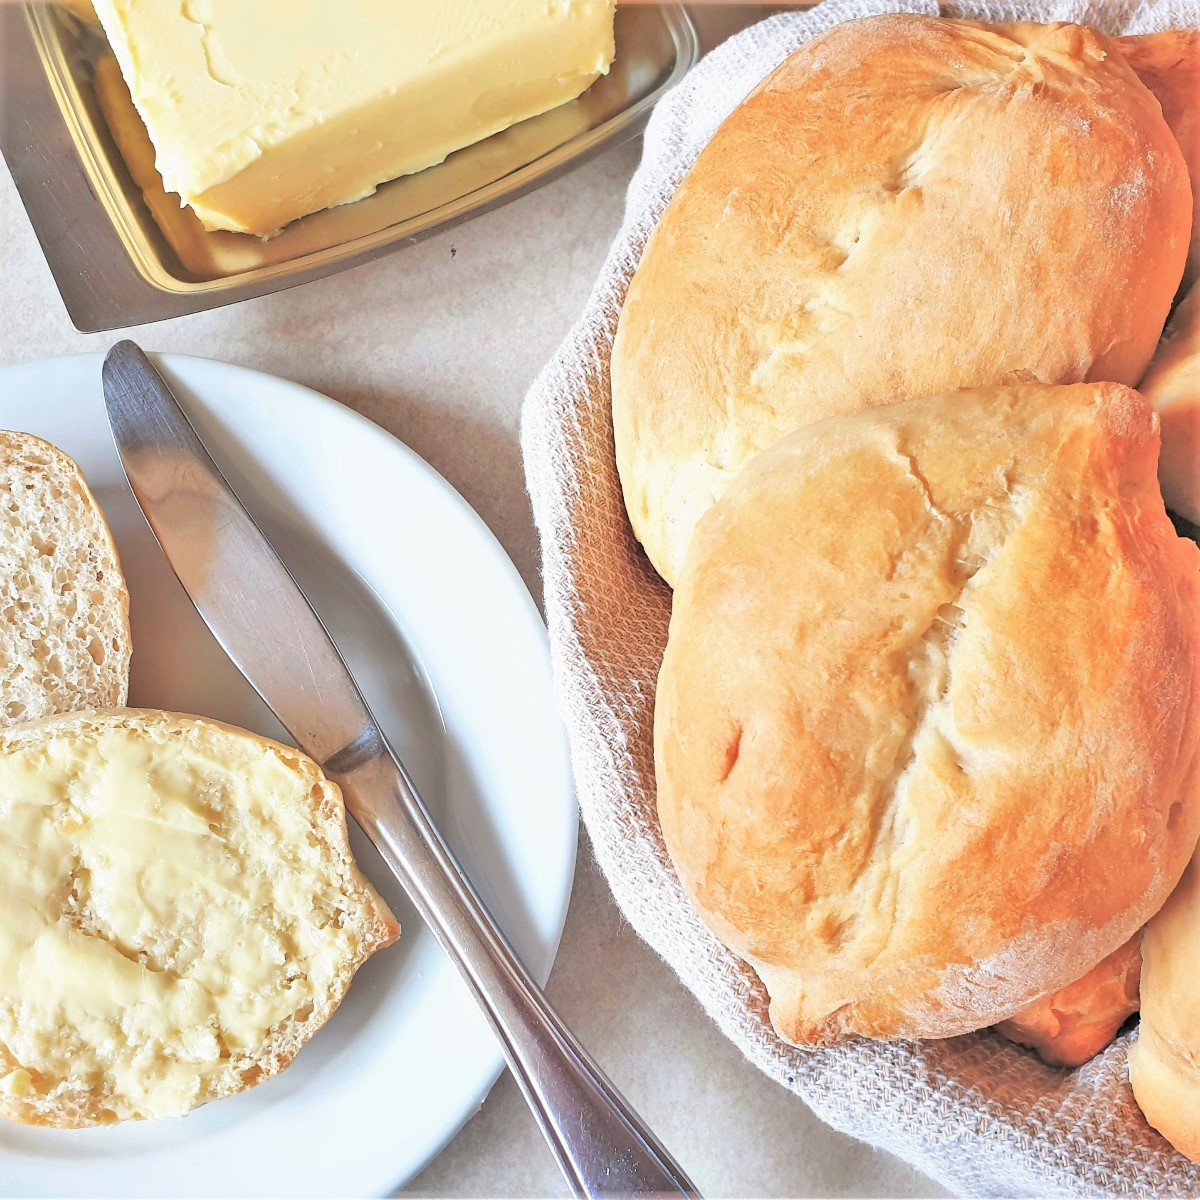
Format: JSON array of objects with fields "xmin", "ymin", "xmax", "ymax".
[
  {"xmin": 612, "ymin": 16, "xmax": 1192, "ymax": 585},
  {"xmin": 655, "ymin": 383, "xmax": 1200, "ymax": 1045},
  {"xmin": 0, "ymin": 432, "xmax": 130, "ymax": 725},
  {"xmin": 0, "ymin": 710, "xmax": 397, "ymax": 1127}
]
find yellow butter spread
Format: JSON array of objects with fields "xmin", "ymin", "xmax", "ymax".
[
  {"xmin": 90, "ymin": 0, "xmax": 617, "ymax": 236},
  {"xmin": 0, "ymin": 717, "xmax": 372, "ymax": 1122}
]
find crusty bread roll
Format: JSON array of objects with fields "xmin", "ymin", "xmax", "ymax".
[
  {"xmin": 0, "ymin": 709, "xmax": 398, "ymax": 1127},
  {"xmin": 0, "ymin": 432, "xmax": 131, "ymax": 724},
  {"xmin": 1116, "ymin": 31, "xmax": 1200, "ymax": 291},
  {"xmin": 655, "ymin": 382, "xmax": 1200, "ymax": 1045},
  {"xmin": 994, "ymin": 938, "xmax": 1141, "ymax": 1068},
  {"xmin": 1130, "ymin": 854, "xmax": 1200, "ymax": 1163},
  {"xmin": 612, "ymin": 16, "xmax": 1192, "ymax": 586},
  {"xmin": 1138, "ymin": 285, "xmax": 1200, "ymax": 526}
]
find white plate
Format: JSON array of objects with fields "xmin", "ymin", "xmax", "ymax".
[{"xmin": 0, "ymin": 353, "xmax": 577, "ymax": 1197}]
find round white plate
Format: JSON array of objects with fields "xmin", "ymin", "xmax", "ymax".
[{"xmin": 0, "ymin": 353, "xmax": 576, "ymax": 1197}]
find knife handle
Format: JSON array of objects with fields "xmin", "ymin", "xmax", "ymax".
[{"xmin": 331, "ymin": 737, "xmax": 698, "ymax": 1200}]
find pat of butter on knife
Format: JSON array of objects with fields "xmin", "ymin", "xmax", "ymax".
[{"xmin": 91, "ymin": 0, "xmax": 617, "ymax": 237}]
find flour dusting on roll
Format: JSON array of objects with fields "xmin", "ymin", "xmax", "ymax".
[{"xmin": 1116, "ymin": 30, "xmax": 1200, "ymax": 291}]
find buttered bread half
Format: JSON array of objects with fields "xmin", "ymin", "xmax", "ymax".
[
  {"xmin": 0, "ymin": 709, "xmax": 398, "ymax": 1127},
  {"xmin": 611, "ymin": 16, "xmax": 1192, "ymax": 585},
  {"xmin": 0, "ymin": 432, "xmax": 130, "ymax": 725},
  {"xmin": 655, "ymin": 383, "xmax": 1200, "ymax": 1045}
]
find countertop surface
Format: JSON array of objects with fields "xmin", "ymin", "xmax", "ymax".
[{"xmin": 0, "ymin": 9, "xmax": 945, "ymax": 1197}]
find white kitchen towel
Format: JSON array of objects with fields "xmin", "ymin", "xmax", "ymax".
[{"xmin": 520, "ymin": 3, "xmax": 1200, "ymax": 1194}]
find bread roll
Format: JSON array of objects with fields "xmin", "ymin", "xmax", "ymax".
[
  {"xmin": 655, "ymin": 382, "xmax": 1200, "ymax": 1045},
  {"xmin": 0, "ymin": 709, "xmax": 398, "ymax": 1127},
  {"xmin": 1130, "ymin": 855, "xmax": 1200, "ymax": 1163},
  {"xmin": 1117, "ymin": 31, "xmax": 1200, "ymax": 291},
  {"xmin": 612, "ymin": 16, "xmax": 1192, "ymax": 585},
  {"xmin": 1138, "ymin": 285, "xmax": 1200, "ymax": 526},
  {"xmin": 0, "ymin": 432, "xmax": 131, "ymax": 724},
  {"xmin": 994, "ymin": 938, "xmax": 1141, "ymax": 1068}
]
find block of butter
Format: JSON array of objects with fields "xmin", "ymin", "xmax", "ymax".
[{"xmin": 90, "ymin": 0, "xmax": 616, "ymax": 237}]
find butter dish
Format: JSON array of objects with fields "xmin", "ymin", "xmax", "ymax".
[
  {"xmin": 0, "ymin": 2, "xmax": 697, "ymax": 332},
  {"xmin": 91, "ymin": 0, "xmax": 618, "ymax": 237}
]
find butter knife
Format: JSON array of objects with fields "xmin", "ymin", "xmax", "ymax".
[{"xmin": 101, "ymin": 341, "xmax": 697, "ymax": 1200}]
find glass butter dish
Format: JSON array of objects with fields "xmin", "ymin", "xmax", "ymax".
[{"xmin": 0, "ymin": 3, "xmax": 698, "ymax": 332}]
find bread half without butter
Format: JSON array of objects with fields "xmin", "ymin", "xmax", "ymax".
[
  {"xmin": 0, "ymin": 431, "xmax": 131, "ymax": 727},
  {"xmin": 0, "ymin": 709, "xmax": 398, "ymax": 1127}
]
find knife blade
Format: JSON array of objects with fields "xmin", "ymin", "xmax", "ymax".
[
  {"xmin": 101, "ymin": 340, "xmax": 697, "ymax": 1200},
  {"xmin": 102, "ymin": 349, "xmax": 373, "ymax": 767}
]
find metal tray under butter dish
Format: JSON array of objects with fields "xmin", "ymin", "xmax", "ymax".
[{"xmin": 1, "ymin": 3, "xmax": 698, "ymax": 332}]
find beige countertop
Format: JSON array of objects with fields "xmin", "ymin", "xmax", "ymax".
[{"xmin": 0, "ymin": 9, "xmax": 946, "ymax": 1196}]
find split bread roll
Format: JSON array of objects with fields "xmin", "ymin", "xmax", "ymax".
[
  {"xmin": 994, "ymin": 938, "xmax": 1141, "ymax": 1068},
  {"xmin": 655, "ymin": 382, "xmax": 1200, "ymax": 1045},
  {"xmin": 1117, "ymin": 32, "xmax": 1200, "ymax": 291},
  {"xmin": 1130, "ymin": 854, "xmax": 1200, "ymax": 1161},
  {"xmin": 612, "ymin": 15, "xmax": 1192, "ymax": 586},
  {"xmin": 1138, "ymin": 286, "xmax": 1200, "ymax": 526},
  {"xmin": 0, "ymin": 709, "xmax": 398, "ymax": 1127},
  {"xmin": 0, "ymin": 432, "xmax": 131, "ymax": 724}
]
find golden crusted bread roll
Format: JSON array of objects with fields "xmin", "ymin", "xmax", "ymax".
[
  {"xmin": 0, "ymin": 432, "xmax": 131, "ymax": 725},
  {"xmin": 1117, "ymin": 31, "xmax": 1200, "ymax": 291},
  {"xmin": 0, "ymin": 710, "xmax": 398, "ymax": 1127},
  {"xmin": 655, "ymin": 383, "xmax": 1200, "ymax": 1045},
  {"xmin": 612, "ymin": 16, "xmax": 1192, "ymax": 586},
  {"xmin": 994, "ymin": 938, "xmax": 1141, "ymax": 1068},
  {"xmin": 1138, "ymin": 285, "xmax": 1200, "ymax": 526},
  {"xmin": 1130, "ymin": 855, "xmax": 1200, "ymax": 1162}
]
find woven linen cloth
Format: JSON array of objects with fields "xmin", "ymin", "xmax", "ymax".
[{"xmin": 521, "ymin": 3, "xmax": 1200, "ymax": 1194}]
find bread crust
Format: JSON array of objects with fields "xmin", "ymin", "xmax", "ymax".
[
  {"xmin": 1130, "ymin": 852, "xmax": 1200, "ymax": 1163},
  {"xmin": 655, "ymin": 383, "xmax": 1200, "ymax": 1045},
  {"xmin": 0, "ymin": 709, "xmax": 398, "ymax": 1128},
  {"xmin": 1138, "ymin": 285, "xmax": 1200, "ymax": 526},
  {"xmin": 612, "ymin": 16, "xmax": 1192, "ymax": 585},
  {"xmin": 1116, "ymin": 31, "xmax": 1200, "ymax": 292},
  {"xmin": 0, "ymin": 430, "xmax": 132, "ymax": 723},
  {"xmin": 994, "ymin": 937, "xmax": 1141, "ymax": 1068}
]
